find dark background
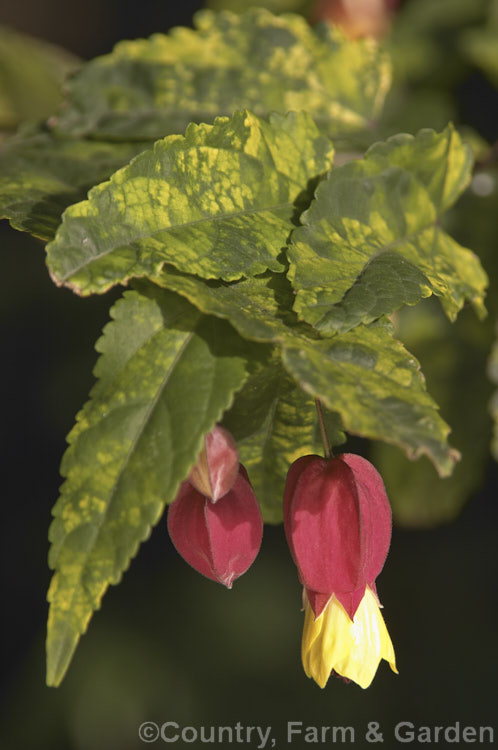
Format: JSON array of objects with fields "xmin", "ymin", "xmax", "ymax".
[{"xmin": 1, "ymin": 2, "xmax": 497, "ymax": 748}]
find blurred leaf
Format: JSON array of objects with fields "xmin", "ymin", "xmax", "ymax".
[
  {"xmin": 379, "ymin": 87, "xmax": 457, "ymax": 138},
  {"xmin": 444, "ymin": 167, "xmax": 498, "ymax": 468},
  {"xmin": 288, "ymin": 126, "xmax": 487, "ymax": 332},
  {"xmin": 373, "ymin": 302, "xmax": 494, "ymax": 526},
  {"xmin": 207, "ymin": 0, "xmax": 311, "ymax": 13},
  {"xmin": 223, "ymin": 352, "xmax": 345, "ymax": 522},
  {"xmin": 0, "ymin": 25, "xmax": 79, "ymax": 132},
  {"xmin": 461, "ymin": 27, "xmax": 498, "ymax": 87},
  {"xmin": 388, "ymin": 0, "xmax": 488, "ymax": 83},
  {"xmin": 459, "ymin": 0, "xmax": 498, "ymax": 85},
  {"xmin": 46, "ymin": 110, "xmax": 333, "ymax": 294},
  {"xmin": 282, "ymin": 318, "xmax": 459, "ymax": 477},
  {"xmin": 53, "ymin": 8, "xmax": 391, "ymax": 143},
  {"xmin": 394, "ymin": 0, "xmax": 488, "ymax": 33},
  {"xmin": 444, "ymin": 169, "xmax": 498, "ymax": 315},
  {"xmin": 46, "ymin": 285, "xmax": 251, "ymax": 686},
  {"xmin": 489, "ymin": 324, "xmax": 498, "ymax": 461},
  {"xmin": 0, "ymin": 127, "xmax": 148, "ymax": 240}
]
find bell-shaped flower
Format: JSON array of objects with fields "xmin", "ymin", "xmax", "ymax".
[
  {"xmin": 301, "ymin": 586, "xmax": 396, "ymax": 689},
  {"xmin": 284, "ymin": 453, "xmax": 397, "ymax": 688},
  {"xmin": 188, "ymin": 424, "xmax": 239, "ymax": 503},
  {"xmin": 168, "ymin": 465, "xmax": 263, "ymax": 588}
]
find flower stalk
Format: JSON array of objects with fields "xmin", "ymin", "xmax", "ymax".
[{"xmin": 314, "ymin": 398, "xmax": 332, "ymax": 460}]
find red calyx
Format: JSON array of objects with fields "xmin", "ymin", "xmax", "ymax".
[
  {"xmin": 283, "ymin": 453, "xmax": 392, "ymax": 619},
  {"xmin": 168, "ymin": 465, "xmax": 263, "ymax": 588}
]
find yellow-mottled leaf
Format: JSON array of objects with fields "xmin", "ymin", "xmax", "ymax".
[
  {"xmin": 46, "ymin": 285, "xmax": 250, "ymax": 686},
  {"xmin": 288, "ymin": 126, "xmax": 487, "ymax": 333},
  {"xmin": 53, "ymin": 8, "xmax": 391, "ymax": 143},
  {"xmin": 281, "ymin": 318, "xmax": 459, "ymax": 477},
  {"xmin": 152, "ymin": 268, "xmax": 459, "ymax": 477},
  {"xmin": 0, "ymin": 128, "xmax": 148, "ymax": 240},
  {"xmin": 46, "ymin": 110, "xmax": 333, "ymax": 294}
]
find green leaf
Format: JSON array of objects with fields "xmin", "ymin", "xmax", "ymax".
[
  {"xmin": 223, "ymin": 352, "xmax": 345, "ymax": 523},
  {"xmin": 47, "ymin": 110, "xmax": 333, "ymax": 294},
  {"xmin": 369, "ymin": 125, "xmax": 473, "ymax": 212},
  {"xmin": 0, "ymin": 26, "xmax": 79, "ymax": 132},
  {"xmin": 281, "ymin": 318, "xmax": 459, "ymax": 476},
  {"xmin": 314, "ymin": 251, "xmax": 433, "ymax": 335},
  {"xmin": 154, "ymin": 267, "xmax": 302, "ymax": 343},
  {"xmin": 372, "ymin": 302, "xmax": 493, "ymax": 526},
  {"xmin": 288, "ymin": 126, "xmax": 487, "ymax": 332},
  {"xmin": 153, "ymin": 270, "xmax": 458, "ymax": 477},
  {"xmin": 0, "ymin": 128, "xmax": 148, "ymax": 240},
  {"xmin": 52, "ymin": 8, "xmax": 391, "ymax": 142},
  {"xmin": 46, "ymin": 285, "xmax": 250, "ymax": 687}
]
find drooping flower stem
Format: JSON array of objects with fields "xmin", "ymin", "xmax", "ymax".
[{"xmin": 314, "ymin": 398, "xmax": 332, "ymax": 460}]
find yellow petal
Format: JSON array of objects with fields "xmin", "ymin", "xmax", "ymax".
[
  {"xmin": 301, "ymin": 587, "xmax": 397, "ymax": 690},
  {"xmin": 334, "ymin": 587, "xmax": 398, "ymax": 689},
  {"xmin": 302, "ymin": 595, "xmax": 353, "ymax": 688}
]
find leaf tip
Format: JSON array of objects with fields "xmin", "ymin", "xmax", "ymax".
[
  {"xmin": 425, "ymin": 444, "xmax": 461, "ymax": 479},
  {"xmin": 45, "ymin": 619, "xmax": 81, "ymax": 688}
]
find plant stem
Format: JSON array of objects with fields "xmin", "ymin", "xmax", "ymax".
[{"xmin": 315, "ymin": 398, "xmax": 332, "ymax": 460}]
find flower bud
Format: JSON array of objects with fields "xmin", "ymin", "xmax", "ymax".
[
  {"xmin": 188, "ymin": 425, "xmax": 239, "ymax": 503},
  {"xmin": 168, "ymin": 466, "xmax": 263, "ymax": 588}
]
